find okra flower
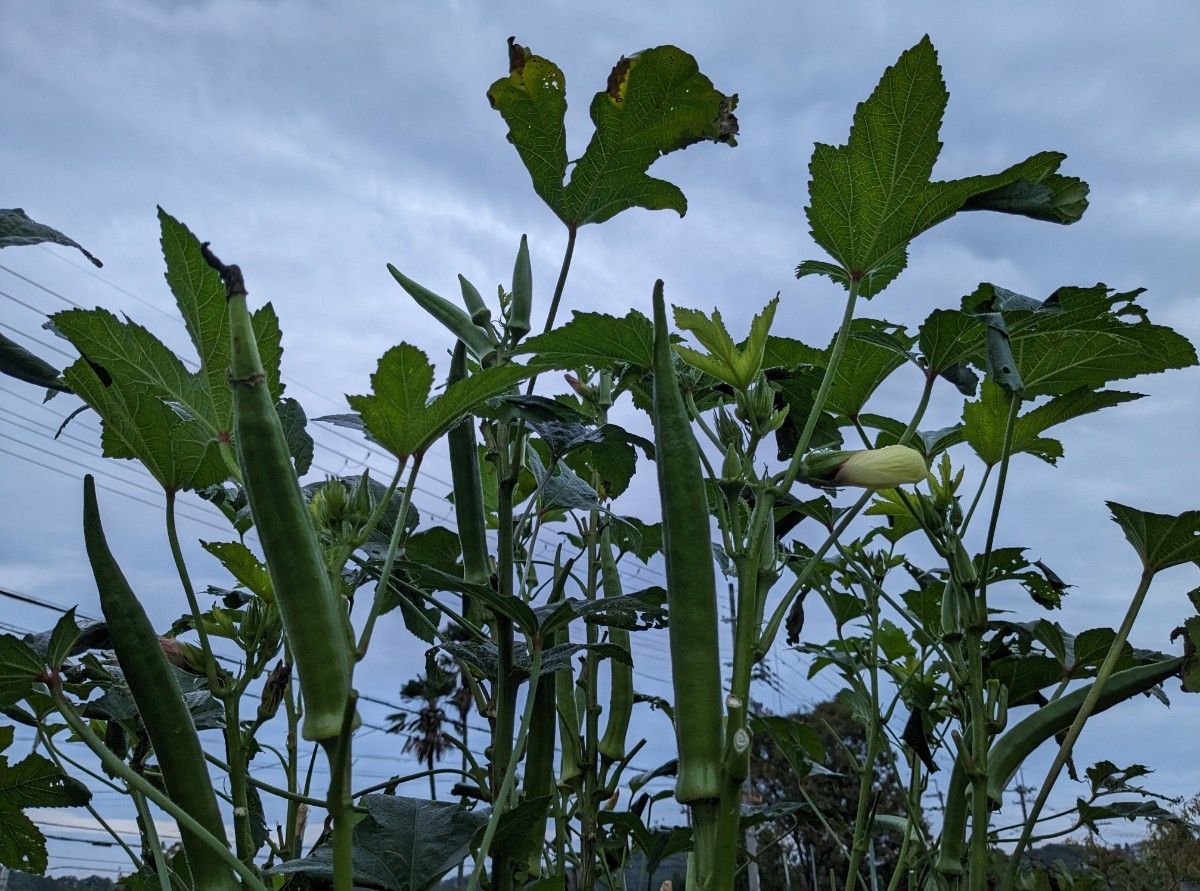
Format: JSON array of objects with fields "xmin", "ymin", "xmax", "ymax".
[{"xmin": 800, "ymin": 444, "xmax": 928, "ymax": 490}]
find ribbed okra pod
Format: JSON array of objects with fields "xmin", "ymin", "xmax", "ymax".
[
  {"xmin": 650, "ymin": 280, "xmax": 724, "ymax": 805},
  {"xmin": 216, "ymin": 251, "xmax": 353, "ymax": 742},
  {"xmin": 936, "ymin": 656, "xmax": 1182, "ymax": 876},
  {"xmin": 388, "ymin": 264, "xmax": 496, "ymax": 364},
  {"xmin": 447, "ymin": 342, "xmax": 491, "ymax": 596},
  {"xmin": 597, "ymin": 526, "xmax": 633, "ymax": 765},
  {"xmin": 81, "ymin": 477, "xmax": 235, "ymax": 891},
  {"xmin": 508, "ymin": 235, "xmax": 532, "ymax": 342}
]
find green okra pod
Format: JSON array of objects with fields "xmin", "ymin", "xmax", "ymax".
[
  {"xmin": 650, "ymin": 280, "xmax": 724, "ymax": 805},
  {"xmin": 986, "ymin": 656, "xmax": 1182, "ymax": 805},
  {"xmin": 81, "ymin": 477, "xmax": 235, "ymax": 891},
  {"xmin": 554, "ymin": 623, "xmax": 582, "ymax": 786},
  {"xmin": 508, "ymin": 235, "xmax": 532, "ymax": 342},
  {"xmin": 448, "ymin": 342, "xmax": 491, "ymax": 597},
  {"xmin": 213, "ymin": 248, "xmax": 354, "ymax": 742},
  {"xmin": 934, "ymin": 740, "xmax": 970, "ymax": 877},
  {"xmin": 388, "ymin": 264, "xmax": 496, "ymax": 365},
  {"xmin": 597, "ymin": 527, "xmax": 634, "ymax": 765},
  {"xmin": 519, "ymin": 666, "xmax": 557, "ymax": 873},
  {"xmin": 457, "ymin": 274, "xmax": 491, "ymax": 327}
]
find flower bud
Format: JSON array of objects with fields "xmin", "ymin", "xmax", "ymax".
[
  {"xmin": 800, "ymin": 445, "xmax": 928, "ymax": 490},
  {"xmin": 257, "ymin": 660, "xmax": 291, "ymax": 724},
  {"xmin": 158, "ymin": 637, "xmax": 207, "ymax": 676}
]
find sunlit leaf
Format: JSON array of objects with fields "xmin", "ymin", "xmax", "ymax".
[
  {"xmin": 489, "ymin": 39, "xmax": 737, "ymax": 228},
  {"xmin": 800, "ymin": 37, "xmax": 1086, "ymax": 297}
]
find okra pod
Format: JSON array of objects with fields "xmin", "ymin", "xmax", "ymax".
[
  {"xmin": 986, "ymin": 656, "xmax": 1182, "ymax": 805},
  {"xmin": 519, "ymin": 666, "xmax": 557, "ymax": 873},
  {"xmin": 447, "ymin": 342, "xmax": 491, "ymax": 596},
  {"xmin": 457, "ymin": 274, "xmax": 491, "ymax": 327},
  {"xmin": 216, "ymin": 250, "xmax": 354, "ymax": 742},
  {"xmin": 387, "ymin": 264, "xmax": 496, "ymax": 364},
  {"xmin": 650, "ymin": 280, "xmax": 724, "ymax": 805},
  {"xmin": 597, "ymin": 527, "xmax": 633, "ymax": 765},
  {"xmin": 81, "ymin": 477, "xmax": 235, "ymax": 891},
  {"xmin": 508, "ymin": 235, "xmax": 532, "ymax": 342},
  {"xmin": 554, "ymin": 623, "xmax": 582, "ymax": 786}
]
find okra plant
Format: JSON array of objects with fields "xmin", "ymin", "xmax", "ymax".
[{"xmin": 1, "ymin": 33, "xmax": 1198, "ymax": 891}]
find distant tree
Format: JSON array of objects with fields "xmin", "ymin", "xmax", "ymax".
[{"xmin": 742, "ymin": 699, "xmax": 915, "ymax": 890}]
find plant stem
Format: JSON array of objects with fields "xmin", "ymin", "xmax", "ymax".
[
  {"xmin": 844, "ymin": 585, "xmax": 883, "ymax": 891},
  {"xmin": 469, "ymin": 644, "xmax": 544, "ymax": 891},
  {"xmin": 965, "ymin": 390, "xmax": 1019, "ymax": 890},
  {"xmin": 1001, "ymin": 568, "xmax": 1156, "ymax": 889},
  {"xmin": 540, "ymin": 226, "xmax": 577, "ymax": 336},
  {"xmin": 323, "ymin": 693, "xmax": 359, "ymax": 891},
  {"xmin": 165, "ymin": 490, "xmax": 222, "ymax": 694},
  {"xmin": 132, "ymin": 788, "xmax": 173, "ymax": 891},
  {"xmin": 355, "ymin": 454, "xmax": 422, "ymax": 661},
  {"xmin": 51, "ymin": 689, "xmax": 268, "ymax": 891},
  {"xmin": 223, "ymin": 696, "xmax": 254, "ymax": 863}
]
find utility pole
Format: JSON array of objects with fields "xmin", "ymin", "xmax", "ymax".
[{"xmin": 1012, "ymin": 769, "xmax": 1036, "ymax": 825}]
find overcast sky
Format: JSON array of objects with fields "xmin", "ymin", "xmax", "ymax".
[{"xmin": 2, "ymin": 0, "xmax": 1199, "ymax": 877}]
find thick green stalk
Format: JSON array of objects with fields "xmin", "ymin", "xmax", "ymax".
[
  {"xmin": 469, "ymin": 645, "xmax": 544, "ymax": 891},
  {"xmin": 1001, "ymin": 569, "xmax": 1157, "ymax": 889},
  {"xmin": 223, "ymin": 696, "xmax": 254, "ymax": 864},
  {"xmin": 966, "ymin": 391, "xmax": 1019, "ymax": 889},
  {"xmin": 844, "ymin": 590, "xmax": 883, "ymax": 891}
]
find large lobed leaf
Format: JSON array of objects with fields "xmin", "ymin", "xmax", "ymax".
[
  {"xmin": 963, "ymin": 378, "xmax": 1143, "ymax": 467},
  {"xmin": 800, "ymin": 36, "xmax": 1087, "ymax": 297},
  {"xmin": 1108, "ymin": 503, "xmax": 1200, "ymax": 574},
  {"xmin": 517, "ymin": 309, "xmax": 655, "ymax": 371},
  {"xmin": 270, "ymin": 794, "xmax": 487, "ymax": 890},
  {"xmin": 488, "ymin": 39, "xmax": 737, "ymax": 228},
  {"xmin": 349, "ymin": 344, "xmax": 529, "ymax": 460},
  {"xmin": 50, "ymin": 211, "xmax": 295, "ymax": 490}
]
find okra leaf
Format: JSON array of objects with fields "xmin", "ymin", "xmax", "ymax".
[
  {"xmin": 276, "ymin": 397, "xmax": 314, "ymax": 475},
  {"xmin": 0, "ymin": 207, "xmax": 101, "ymax": 267},
  {"xmin": 488, "ymin": 39, "xmax": 737, "ymax": 228},
  {"xmin": 609, "ymin": 518, "xmax": 663, "ymax": 563},
  {"xmin": 564, "ymin": 436, "xmax": 637, "ymax": 500},
  {"xmin": 0, "ymin": 745, "xmax": 92, "ymax": 873},
  {"xmin": 158, "ymin": 209, "xmax": 285, "ymax": 419},
  {"xmin": 488, "ymin": 794, "xmax": 554, "ymax": 859},
  {"xmin": 918, "ymin": 309, "xmax": 985, "ymax": 379},
  {"xmin": 960, "ymin": 284, "xmax": 1197, "ymax": 398},
  {"xmin": 398, "ymin": 562, "xmax": 539, "ymax": 634},
  {"xmin": 0, "ymin": 635, "xmax": 46, "ymax": 710},
  {"xmin": 402, "ymin": 527, "xmax": 463, "ymax": 579},
  {"xmin": 517, "ymin": 309, "xmax": 654, "ymax": 371},
  {"xmin": 750, "ymin": 715, "xmax": 824, "ymax": 780},
  {"xmin": 0, "ymin": 809, "xmax": 49, "ymax": 874},
  {"xmin": 350, "ymin": 344, "xmax": 529, "ymax": 460},
  {"xmin": 201, "ymin": 541, "xmax": 274, "ymax": 600},
  {"xmin": 800, "ymin": 37, "xmax": 1086, "ymax": 298},
  {"xmin": 1076, "ymin": 798, "xmax": 1179, "ymax": 832},
  {"xmin": 963, "ymin": 379, "xmax": 1143, "ymax": 467},
  {"xmin": 0, "ymin": 332, "xmax": 70, "ymax": 397},
  {"xmin": 672, "ymin": 298, "xmax": 777, "ymax": 392},
  {"xmin": 53, "ymin": 309, "xmax": 229, "ymax": 490},
  {"xmin": 1107, "ymin": 503, "xmax": 1200, "ymax": 573},
  {"xmin": 540, "ymin": 588, "xmax": 668, "ymax": 636},
  {"xmin": 269, "ymin": 794, "xmax": 486, "ymax": 890}
]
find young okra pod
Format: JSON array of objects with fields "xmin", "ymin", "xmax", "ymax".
[
  {"xmin": 211, "ymin": 247, "xmax": 355, "ymax": 742},
  {"xmin": 81, "ymin": 477, "xmax": 235, "ymax": 891},
  {"xmin": 650, "ymin": 280, "xmax": 724, "ymax": 805},
  {"xmin": 597, "ymin": 527, "xmax": 634, "ymax": 765},
  {"xmin": 508, "ymin": 235, "xmax": 532, "ymax": 342},
  {"xmin": 447, "ymin": 342, "xmax": 491, "ymax": 598},
  {"xmin": 457, "ymin": 274, "xmax": 492, "ymax": 327},
  {"xmin": 388, "ymin": 264, "xmax": 497, "ymax": 365}
]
